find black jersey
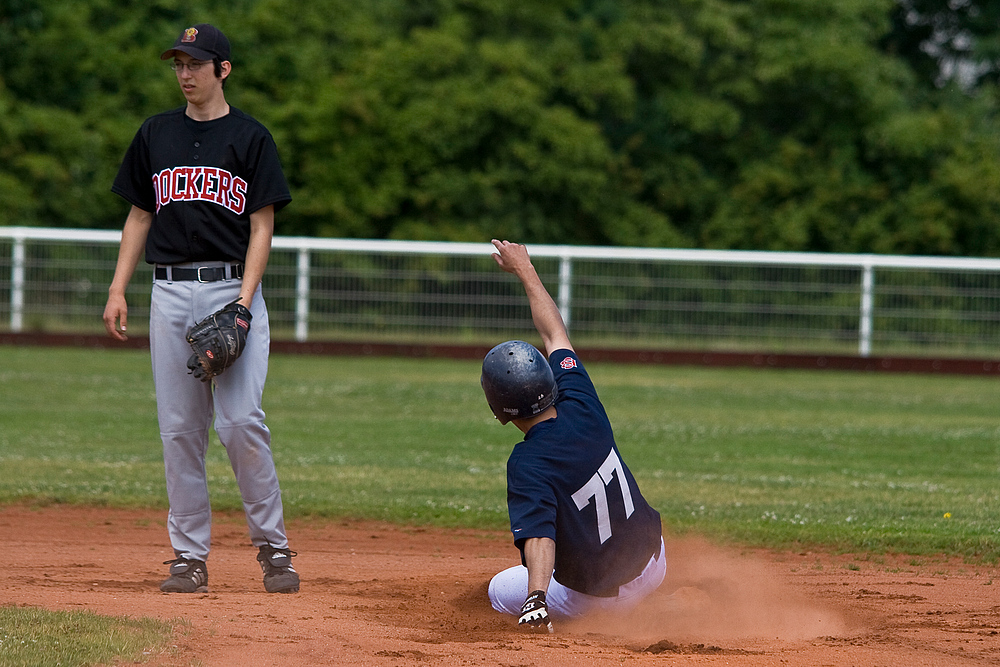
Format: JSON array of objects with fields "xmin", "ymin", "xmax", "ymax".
[
  {"xmin": 112, "ymin": 107, "xmax": 291, "ymax": 264},
  {"xmin": 506, "ymin": 350, "xmax": 662, "ymax": 597}
]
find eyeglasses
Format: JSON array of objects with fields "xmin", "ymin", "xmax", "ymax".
[{"xmin": 170, "ymin": 60, "xmax": 210, "ymax": 72}]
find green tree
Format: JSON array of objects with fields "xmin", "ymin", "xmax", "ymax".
[
  {"xmin": 247, "ymin": 0, "xmax": 682, "ymax": 245},
  {"xmin": 0, "ymin": 0, "xmax": 214, "ymax": 227},
  {"xmin": 881, "ymin": 0, "xmax": 1000, "ymax": 89},
  {"xmin": 1, "ymin": 0, "xmax": 999, "ymax": 257},
  {"xmin": 611, "ymin": 0, "xmax": 1000, "ymax": 255}
]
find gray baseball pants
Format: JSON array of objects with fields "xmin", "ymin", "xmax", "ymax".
[{"xmin": 150, "ymin": 261, "xmax": 289, "ymax": 562}]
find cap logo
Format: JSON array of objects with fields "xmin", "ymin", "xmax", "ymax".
[{"xmin": 181, "ymin": 27, "xmax": 198, "ymax": 43}]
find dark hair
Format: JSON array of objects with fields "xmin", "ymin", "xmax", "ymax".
[{"xmin": 213, "ymin": 58, "xmax": 228, "ymax": 89}]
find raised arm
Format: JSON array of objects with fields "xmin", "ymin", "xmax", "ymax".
[{"xmin": 491, "ymin": 240, "xmax": 573, "ymax": 357}]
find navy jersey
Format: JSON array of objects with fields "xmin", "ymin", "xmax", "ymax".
[
  {"xmin": 112, "ymin": 107, "xmax": 291, "ymax": 264},
  {"xmin": 506, "ymin": 349, "xmax": 662, "ymax": 597}
]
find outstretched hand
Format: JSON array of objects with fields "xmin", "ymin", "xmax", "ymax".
[
  {"xmin": 491, "ymin": 239, "xmax": 533, "ymax": 276},
  {"xmin": 490, "ymin": 238, "xmax": 573, "ymax": 355}
]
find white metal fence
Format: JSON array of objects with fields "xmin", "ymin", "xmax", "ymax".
[{"xmin": 3, "ymin": 226, "xmax": 1000, "ymax": 358}]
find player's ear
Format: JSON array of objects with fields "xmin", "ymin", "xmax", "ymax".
[{"xmin": 219, "ymin": 60, "xmax": 232, "ymax": 81}]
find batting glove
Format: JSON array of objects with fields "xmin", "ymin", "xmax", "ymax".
[{"xmin": 518, "ymin": 590, "xmax": 554, "ymax": 633}]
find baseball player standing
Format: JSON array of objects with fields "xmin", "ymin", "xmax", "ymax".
[
  {"xmin": 102, "ymin": 24, "xmax": 299, "ymax": 594},
  {"xmin": 482, "ymin": 240, "xmax": 665, "ymax": 631}
]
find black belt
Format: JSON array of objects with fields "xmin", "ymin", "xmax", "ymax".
[{"xmin": 154, "ymin": 264, "xmax": 244, "ymax": 282}]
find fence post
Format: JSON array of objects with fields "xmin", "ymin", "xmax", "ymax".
[
  {"xmin": 11, "ymin": 235, "xmax": 25, "ymax": 332},
  {"xmin": 558, "ymin": 254, "xmax": 572, "ymax": 331},
  {"xmin": 295, "ymin": 247, "xmax": 310, "ymax": 342},
  {"xmin": 859, "ymin": 263, "xmax": 874, "ymax": 357}
]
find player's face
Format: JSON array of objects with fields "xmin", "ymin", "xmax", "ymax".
[{"xmin": 172, "ymin": 53, "xmax": 227, "ymax": 106}]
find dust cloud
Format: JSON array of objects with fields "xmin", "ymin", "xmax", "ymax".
[{"xmin": 567, "ymin": 536, "xmax": 850, "ymax": 646}]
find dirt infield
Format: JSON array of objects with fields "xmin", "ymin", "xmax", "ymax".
[{"xmin": 3, "ymin": 505, "xmax": 999, "ymax": 666}]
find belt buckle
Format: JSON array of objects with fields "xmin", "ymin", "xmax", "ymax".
[{"xmin": 196, "ymin": 266, "xmax": 210, "ymax": 283}]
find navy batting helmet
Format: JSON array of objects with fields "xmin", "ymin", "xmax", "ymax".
[{"xmin": 481, "ymin": 341, "xmax": 558, "ymax": 424}]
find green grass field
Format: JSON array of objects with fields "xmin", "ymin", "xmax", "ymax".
[
  {"xmin": 3, "ymin": 344, "xmax": 999, "ymax": 561},
  {"xmin": 0, "ymin": 606, "xmax": 175, "ymax": 667}
]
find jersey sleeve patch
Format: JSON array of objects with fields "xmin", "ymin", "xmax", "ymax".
[{"xmin": 559, "ymin": 356, "xmax": 578, "ymax": 370}]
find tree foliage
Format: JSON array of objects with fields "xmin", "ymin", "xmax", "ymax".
[
  {"xmin": 882, "ymin": 0, "xmax": 1000, "ymax": 89},
  {"xmin": 1, "ymin": 0, "xmax": 999, "ymax": 255}
]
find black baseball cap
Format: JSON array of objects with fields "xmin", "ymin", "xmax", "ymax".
[{"xmin": 160, "ymin": 24, "xmax": 231, "ymax": 62}]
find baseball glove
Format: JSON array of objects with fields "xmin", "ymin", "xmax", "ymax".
[{"xmin": 185, "ymin": 299, "xmax": 252, "ymax": 382}]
